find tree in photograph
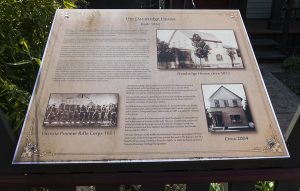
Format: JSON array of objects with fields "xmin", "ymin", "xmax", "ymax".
[
  {"xmin": 243, "ymin": 99, "xmax": 254, "ymax": 128},
  {"xmin": 205, "ymin": 108, "xmax": 213, "ymax": 129},
  {"xmin": 227, "ymin": 49, "xmax": 236, "ymax": 67},
  {"xmin": 191, "ymin": 33, "xmax": 210, "ymax": 66},
  {"xmin": 157, "ymin": 39, "xmax": 175, "ymax": 68}
]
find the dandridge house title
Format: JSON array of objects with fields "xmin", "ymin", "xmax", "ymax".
[{"xmin": 126, "ymin": 17, "xmax": 176, "ymax": 22}]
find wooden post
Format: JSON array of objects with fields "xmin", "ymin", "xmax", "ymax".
[
  {"xmin": 268, "ymin": 0, "xmax": 284, "ymax": 29},
  {"xmin": 186, "ymin": 183, "xmax": 210, "ymax": 191},
  {"xmin": 95, "ymin": 185, "xmax": 119, "ymax": 191},
  {"xmin": 281, "ymin": 0, "xmax": 294, "ymax": 51},
  {"xmin": 140, "ymin": 184, "xmax": 165, "ymax": 191},
  {"xmin": 228, "ymin": 181, "xmax": 256, "ymax": 191}
]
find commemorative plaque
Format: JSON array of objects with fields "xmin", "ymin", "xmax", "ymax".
[{"xmin": 13, "ymin": 9, "xmax": 289, "ymax": 164}]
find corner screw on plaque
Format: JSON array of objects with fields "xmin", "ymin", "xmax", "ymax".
[{"xmin": 230, "ymin": 12, "xmax": 238, "ymax": 19}]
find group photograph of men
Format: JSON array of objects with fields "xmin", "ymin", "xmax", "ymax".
[{"xmin": 43, "ymin": 93, "xmax": 118, "ymax": 127}]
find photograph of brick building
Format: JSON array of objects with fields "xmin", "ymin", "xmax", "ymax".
[{"xmin": 202, "ymin": 84, "xmax": 255, "ymax": 132}]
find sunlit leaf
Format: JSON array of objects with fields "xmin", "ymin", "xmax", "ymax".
[
  {"xmin": 64, "ymin": 1, "xmax": 77, "ymax": 8},
  {"xmin": 31, "ymin": 57, "xmax": 42, "ymax": 65},
  {"xmin": 5, "ymin": 60, "xmax": 32, "ymax": 65},
  {"xmin": 19, "ymin": 38, "xmax": 29, "ymax": 52}
]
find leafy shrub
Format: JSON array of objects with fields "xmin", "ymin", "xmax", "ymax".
[
  {"xmin": 282, "ymin": 55, "xmax": 300, "ymax": 72},
  {"xmin": 209, "ymin": 183, "xmax": 224, "ymax": 191},
  {"xmin": 255, "ymin": 181, "xmax": 274, "ymax": 191},
  {"xmin": 0, "ymin": 0, "xmax": 86, "ymax": 135}
]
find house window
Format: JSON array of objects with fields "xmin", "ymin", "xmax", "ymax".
[
  {"xmin": 216, "ymin": 54, "xmax": 223, "ymax": 61},
  {"xmin": 230, "ymin": 115, "xmax": 241, "ymax": 123},
  {"xmin": 224, "ymin": 100, "xmax": 229, "ymax": 107},
  {"xmin": 204, "ymin": 57, "xmax": 208, "ymax": 62},
  {"xmin": 232, "ymin": 99, "xmax": 238, "ymax": 107},
  {"xmin": 215, "ymin": 42, "xmax": 218, "ymax": 48},
  {"xmin": 214, "ymin": 100, "xmax": 220, "ymax": 108}
]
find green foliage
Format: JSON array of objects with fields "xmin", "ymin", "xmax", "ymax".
[
  {"xmin": 282, "ymin": 55, "xmax": 300, "ymax": 72},
  {"xmin": 120, "ymin": 185, "xmax": 141, "ymax": 191},
  {"xmin": 209, "ymin": 183, "xmax": 224, "ymax": 191},
  {"xmin": 255, "ymin": 181, "xmax": 274, "ymax": 191},
  {"xmin": 165, "ymin": 184, "xmax": 186, "ymax": 191},
  {"xmin": 0, "ymin": 78, "xmax": 30, "ymax": 133},
  {"xmin": 275, "ymin": 55, "xmax": 300, "ymax": 96},
  {"xmin": 0, "ymin": 0, "xmax": 86, "ymax": 135},
  {"xmin": 30, "ymin": 187, "xmax": 49, "ymax": 191}
]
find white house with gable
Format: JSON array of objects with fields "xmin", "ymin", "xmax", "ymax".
[{"xmin": 167, "ymin": 30, "xmax": 243, "ymax": 68}]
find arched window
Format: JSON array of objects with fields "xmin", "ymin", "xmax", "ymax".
[{"xmin": 216, "ymin": 54, "xmax": 223, "ymax": 61}]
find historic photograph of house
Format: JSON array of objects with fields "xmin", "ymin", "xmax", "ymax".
[
  {"xmin": 202, "ymin": 84, "xmax": 255, "ymax": 132},
  {"xmin": 43, "ymin": 93, "xmax": 118, "ymax": 127},
  {"xmin": 157, "ymin": 29, "xmax": 244, "ymax": 69}
]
